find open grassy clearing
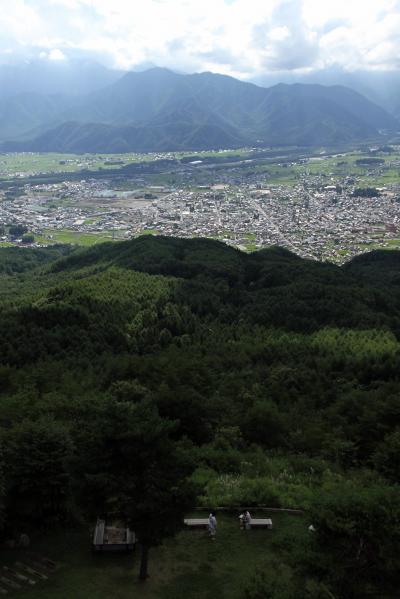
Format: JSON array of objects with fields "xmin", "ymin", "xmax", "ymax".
[
  {"xmin": 0, "ymin": 513, "xmax": 301, "ymax": 599},
  {"xmin": 234, "ymin": 150, "xmax": 400, "ymax": 186},
  {"xmin": 358, "ymin": 169, "xmax": 400, "ymax": 185},
  {"xmin": 0, "ymin": 148, "xmax": 399, "ymax": 192},
  {"xmin": 0, "ymin": 152, "xmax": 159, "ymax": 178},
  {"xmin": 35, "ymin": 229, "xmax": 162, "ymax": 246},
  {"xmin": 0, "ymin": 149, "xmax": 253, "ymax": 180},
  {"xmin": 271, "ymin": 150, "xmax": 400, "ymax": 186},
  {"xmin": 35, "ymin": 230, "xmax": 121, "ymax": 246},
  {"xmin": 292, "ymin": 152, "xmax": 400, "ymax": 185}
]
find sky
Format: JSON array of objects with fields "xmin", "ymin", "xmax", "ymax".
[{"xmin": 1, "ymin": 0, "xmax": 400, "ymax": 77}]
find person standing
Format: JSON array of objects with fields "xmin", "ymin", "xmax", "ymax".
[
  {"xmin": 208, "ymin": 512, "xmax": 217, "ymax": 539},
  {"xmin": 244, "ymin": 510, "xmax": 252, "ymax": 530}
]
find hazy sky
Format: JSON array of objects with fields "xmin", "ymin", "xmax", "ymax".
[{"xmin": 1, "ymin": 0, "xmax": 400, "ymax": 76}]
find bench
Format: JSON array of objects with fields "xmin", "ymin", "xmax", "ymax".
[
  {"xmin": 184, "ymin": 519, "xmax": 209, "ymax": 529},
  {"xmin": 248, "ymin": 519, "xmax": 273, "ymax": 529}
]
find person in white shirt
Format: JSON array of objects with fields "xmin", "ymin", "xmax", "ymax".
[
  {"xmin": 208, "ymin": 512, "xmax": 217, "ymax": 539},
  {"xmin": 244, "ymin": 510, "xmax": 252, "ymax": 530}
]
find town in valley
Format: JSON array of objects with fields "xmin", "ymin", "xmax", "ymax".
[{"xmin": 1, "ymin": 144, "xmax": 400, "ymax": 263}]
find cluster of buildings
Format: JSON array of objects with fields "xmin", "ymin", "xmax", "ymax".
[
  {"xmin": 0, "ymin": 151, "xmax": 399, "ymax": 263},
  {"xmin": 132, "ymin": 182, "xmax": 400, "ymax": 262}
]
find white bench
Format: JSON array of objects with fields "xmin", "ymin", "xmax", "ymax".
[
  {"xmin": 248, "ymin": 518, "xmax": 272, "ymax": 529},
  {"xmin": 184, "ymin": 518, "xmax": 209, "ymax": 529}
]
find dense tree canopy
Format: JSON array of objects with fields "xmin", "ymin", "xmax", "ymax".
[
  {"xmin": 75, "ymin": 398, "xmax": 195, "ymax": 579},
  {"xmin": 0, "ymin": 236, "xmax": 399, "ymax": 593}
]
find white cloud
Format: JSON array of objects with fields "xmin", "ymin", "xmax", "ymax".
[
  {"xmin": 0, "ymin": 0, "xmax": 399, "ymax": 76},
  {"xmin": 48, "ymin": 48, "xmax": 67, "ymax": 60},
  {"xmin": 270, "ymin": 27, "xmax": 291, "ymax": 42}
]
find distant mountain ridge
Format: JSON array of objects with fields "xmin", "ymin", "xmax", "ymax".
[
  {"xmin": 1, "ymin": 67, "xmax": 398, "ymax": 152},
  {"xmin": 253, "ymin": 67, "xmax": 400, "ymax": 120}
]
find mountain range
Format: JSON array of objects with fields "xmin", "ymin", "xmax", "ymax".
[
  {"xmin": 0, "ymin": 66, "xmax": 398, "ymax": 153},
  {"xmin": 254, "ymin": 67, "xmax": 400, "ymax": 121}
]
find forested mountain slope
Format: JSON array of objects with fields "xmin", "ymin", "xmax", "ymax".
[
  {"xmin": 1, "ymin": 68, "xmax": 398, "ymax": 150},
  {"xmin": 0, "ymin": 237, "xmax": 399, "ymax": 597}
]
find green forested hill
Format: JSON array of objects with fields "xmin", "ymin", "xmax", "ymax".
[
  {"xmin": 0, "ymin": 237, "xmax": 399, "ymax": 597},
  {"xmin": 2, "ymin": 69, "xmax": 398, "ymax": 151}
]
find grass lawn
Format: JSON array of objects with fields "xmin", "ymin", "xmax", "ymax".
[
  {"xmin": 35, "ymin": 230, "xmax": 122, "ymax": 246},
  {"xmin": 0, "ymin": 153, "xmax": 156, "ymax": 178},
  {"xmin": 0, "ymin": 513, "xmax": 302, "ymax": 599},
  {"xmin": 244, "ymin": 243, "xmax": 258, "ymax": 252}
]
